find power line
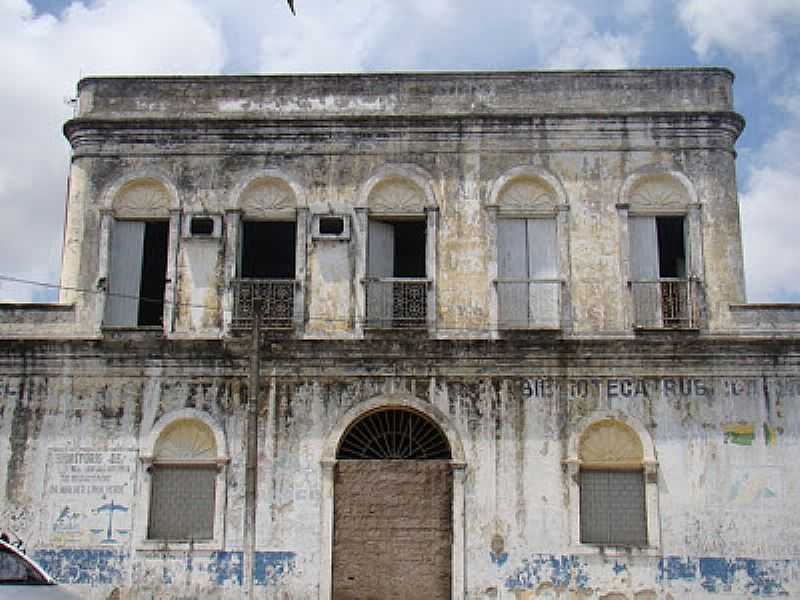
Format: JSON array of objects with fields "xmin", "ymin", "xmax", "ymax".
[{"xmin": 0, "ymin": 272, "xmax": 575, "ymax": 332}]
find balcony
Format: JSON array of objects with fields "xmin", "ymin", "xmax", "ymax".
[
  {"xmin": 495, "ymin": 279, "xmax": 562, "ymax": 329},
  {"xmin": 364, "ymin": 278, "xmax": 430, "ymax": 329},
  {"xmin": 630, "ymin": 278, "xmax": 700, "ymax": 329},
  {"xmin": 232, "ymin": 279, "xmax": 296, "ymax": 330}
]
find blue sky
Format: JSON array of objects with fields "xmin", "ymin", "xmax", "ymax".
[{"xmin": 2, "ymin": 0, "xmax": 799, "ymax": 302}]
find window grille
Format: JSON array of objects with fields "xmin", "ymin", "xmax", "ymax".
[
  {"xmin": 337, "ymin": 408, "xmax": 451, "ymax": 460},
  {"xmin": 580, "ymin": 470, "xmax": 646, "ymax": 546},
  {"xmin": 148, "ymin": 465, "xmax": 216, "ymax": 540},
  {"xmin": 148, "ymin": 418, "xmax": 218, "ymax": 541}
]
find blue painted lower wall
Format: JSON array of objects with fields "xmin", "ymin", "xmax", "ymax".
[
  {"xmin": 32, "ymin": 548, "xmax": 296, "ymax": 589},
  {"xmin": 505, "ymin": 554, "xmax": 797, "ymax": 597}
]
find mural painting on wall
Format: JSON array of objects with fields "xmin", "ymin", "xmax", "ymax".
[{"xmin": 45, "ymin": 448, "xmax": 136, "ymax": 546}]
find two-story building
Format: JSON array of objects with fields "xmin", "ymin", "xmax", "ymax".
[{"xmin": 1, "ymin": 69, "xmax": 799, "ymax": 599}]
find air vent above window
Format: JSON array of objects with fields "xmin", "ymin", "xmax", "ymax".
[
  {"xmin": 312, "ymin": 213, "xmax": 350, "ymax": 241},
  {"xmin": 182, "ymin": 214, "xmax": 221, "ymax": 239},
  {"xmin": 191, "ymin": 217, "xmax": 214, "ymax": 236}
]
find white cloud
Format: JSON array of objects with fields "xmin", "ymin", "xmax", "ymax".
[
  {"xmin": 0, "ymin": 0, "xmax": 225, "ymax": 301},
  {"xmin": 677, "ymin": 0, "xmax": 800, "ymax": 60},
  {"xmin": 739, "ymin": 100, "xmax": 800, "ymax": 301}
]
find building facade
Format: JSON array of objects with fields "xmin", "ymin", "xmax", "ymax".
[{"xmin": 1, "ymin": 70, "xmax": 800, "ymax": 599}]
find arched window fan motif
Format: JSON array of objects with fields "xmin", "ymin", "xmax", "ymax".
[{"xmin": 337, "ymin": 408, "xmax": 451, "ymax": 460}]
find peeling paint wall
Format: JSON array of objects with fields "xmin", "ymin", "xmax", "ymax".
[
  {"xmin": 50, "ymin": 69, "xmax": 755, "ymax": 340},
  {"xmin": 1, "ymin": 340, "xmax": 800, "ymax": 598},
  {"xmin": 2, "ymin": 71, "xmax": 800, "ymax": 599}
]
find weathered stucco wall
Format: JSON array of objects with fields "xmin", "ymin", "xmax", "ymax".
[
  {"xmin": 2, "ymin": 70, "xmax": 799, "ymax": 599},
  {"xmin": 1, "ymin": 338, "xmax": 799, "ymax": 598},
  {"xmin": 53, "ymin": 69, "xmax": 752, "ymax": 340}
]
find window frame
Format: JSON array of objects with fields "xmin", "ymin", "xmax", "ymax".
[
  {"xmin": 224, "ymin": 173, "xmax": 308, "ymax": 335},
  {"xmin": 99, "ymin": 176, "xmax": 180, "ymax": 334},
  {"xmin": 564, "ymin": 413, "xmax": 660, "ymax": 555},
  {"xmin": 355, "ymin": 169, "xmax": 439, "ymax": 336},
  {"xmin": 618, "ymin": 170, "xmax": 704, "ymax": 331},
  {"xmin": 135, "ymin": 409, "xmax": 229, "ymax": 551}
]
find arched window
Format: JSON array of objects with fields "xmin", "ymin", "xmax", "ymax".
[
  {"xmin": 105, "ymin": 179, "xmax": 172, "ymax": 328},
  {"xmin": 622, "ymin": 171, "xmax": 702, "ymax": 329},
  {"xmin": 364, "ymin": 178, "xmax": 432, "ymax": 329},
  {"xmin": 231, "ymin": 176, "xmax": 303, "ymax": 330},
  {"xmin": 578, "ymin": 419, "xmax": 646, "ymax": 546},
  {"xmin": 493, "ymin": 176, "xmax": 562, "ymax": 329},
  {"xmin": 148, "ymin": 419, "xmax": 219, "ymax": 541},
  {"xmin": 336, "ymin": 408, "xmax": 451, "ymax": 460}
]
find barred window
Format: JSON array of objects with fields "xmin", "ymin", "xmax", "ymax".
[
  {"xmin": 578, "ymin": 419, "xmax": 647, "ymax": 546},
  {"xmin": 148, "ymin": 419, "xmax": 218, "ymax": 541},
  {"xmin": 580, "ymin": 470, "xmax": 646, "ymax": 545}
]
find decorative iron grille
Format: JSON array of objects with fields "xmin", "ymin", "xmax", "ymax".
[
  {"xmin": 630, "ymin": 278, "xmax": 698, "ymax": 328},
  {"xmin": 365, "ymin": 278, "xmax": 429, "ymax": 328},
  {"xmin": 337, "ymin": 408, "xmax": 451, "ymax": 460},
  {"xmin": 232, "ymin": 279, "xmax": 295, "ymax": 330}
]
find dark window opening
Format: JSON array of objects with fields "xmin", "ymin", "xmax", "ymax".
[
  {"xmin": 319, "ymin": 216, "xmax": 345, "ymax": 235},
  {"xmin": 190, "ymin": 217, "xmax": 214, "ymax": 236},
  {"xmin": 137, "ymin": 221, "xmax": 168, "ymax": 327},
  {"xmin": 241, "ymin": 221, "xmax": 296, "ymax": 279},
  {"xmin": 656, "ymin": 216, "xmax": 686, "ymax": 278},
  {"xmin": 337, "ymin": 408, "xmax": 451, "ymax": 460},
  {"xmin": 393, "ymin": 220, "xmax": 426, "ymax": 277}
]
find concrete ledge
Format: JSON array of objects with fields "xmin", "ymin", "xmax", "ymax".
[
  {"xmin": 0, "ymin": 303, "xmax": 75, "ymax": 324},
  {"xmin": 729, "ymin": 303, "xmax": 800, "ymax": 331}
]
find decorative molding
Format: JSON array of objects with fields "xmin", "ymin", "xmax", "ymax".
[
  {"xmin": 239, "ymin": 178, "xmax": 296, "ymax": 217},
  {"xmin": 629, "ymin": 175, "xmax": 690, "ymax": 210},
  {"xmin": 113, "ymin": 180, "xmax": 171, "ymax": 218},
  {"xmin": 620, "ymin": 168, "xmax": 699, "ymax": 211},
  {"xmin": 498, "ymin": 178, "xmax": 557, "ymax": 212},
  {"xmin": 579, "ymin": 419, "xmax": 644, "ymax": 464},
  {"xmin": 368, "ymin": 179, "xmax": 426, "ymax": 214},
  {"xmin": 153, "ymin": 419, "xmax": 217, "ymax": 460}
]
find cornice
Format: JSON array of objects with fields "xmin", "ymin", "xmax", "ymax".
[{"xmin": 64, "ymin": 111, "xmax": 745, "ymax": 156}]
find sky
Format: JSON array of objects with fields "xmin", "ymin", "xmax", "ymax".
[{"xmin": 1, "ymin": 0, "xmax": 799, "ymax": 303}]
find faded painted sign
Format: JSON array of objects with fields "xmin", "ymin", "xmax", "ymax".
[
  {"xmin": 722, "ymin": 423, "xmax": 755, "ymax": 445},
  {"xmin": 45, "ymin": 448, "xmax": 137, "ymax": 546}
]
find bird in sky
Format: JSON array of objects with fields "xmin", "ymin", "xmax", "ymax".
[{"xmin": 287, "ymin": 0, "xmax": 295, "ymax": 15}]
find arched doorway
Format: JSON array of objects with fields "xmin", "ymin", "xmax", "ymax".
[{"xmin": 332, "ymin": 407, "xmax": 453, "ymax": 600}]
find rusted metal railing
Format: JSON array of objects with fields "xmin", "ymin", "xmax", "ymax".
[
  {"xmin": 630, "ymin": 278, "xmax": 699, "ymax": 328},
  {"xmin": 232, "ymin": 279, "xmax": 296, "ymax": 330},
  {"xmin": 364, "ymin": 278, "xmax": 430, "ymax": 328}
]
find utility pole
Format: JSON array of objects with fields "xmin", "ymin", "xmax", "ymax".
[{"xmin": 244, "ymin": 305, "xmax": 261, "ymax": 599}]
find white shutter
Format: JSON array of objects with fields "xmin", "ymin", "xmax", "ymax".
[
  {"xmin": 629, "ymin": 216, "xmax": 661, "ymax": 327},
  {"xmin": 497, "ymin": 219, "xmax": 528, "ymax": 327},
  {"xmin": 367, "ymin": 220, "xmax": 394, "ymax": 325},
  {"xmin": 104, "ymin": 220, "xmax": 144, "ymax": 327},
  {"xmin": 527, "ymin": 219, "xmax": 559, "ymax": 327}
]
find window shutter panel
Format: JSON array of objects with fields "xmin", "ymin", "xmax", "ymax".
[
  {"xmin": 367, "ymin": 220, "xmax": 395, "ymax": 325},
  {"xmin": 629, "ymin": 216, "xmax": 661, "ymax": 327},
  {"xmin": 104, "ymin": 220, "xmax": 145, "ymax": 327},
  {"xmin": 497, "ymin": 219, "xmax": 528, "ymax": 327},
  {"xmin": 527, "ymin": 219, "xmax": 559, "ymax": 327}
]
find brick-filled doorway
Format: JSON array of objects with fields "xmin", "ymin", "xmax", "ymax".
[{"xmin": 332, "ymin": 408, "xmax": 453, "ymax": 600}]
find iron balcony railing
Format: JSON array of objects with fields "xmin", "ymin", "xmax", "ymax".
[
  {"xmin": 494, "ymin": 278, "xmax": 562, "ymax": 329},
  {"xmin": 364, "ymin": 277, "xmax": 430, "ymax": 328},
  {"xmin": 232, "ymin": 279, "xmax": 296, "ymax": 330},
  {"xmin": 630, "ymin": 278, "xmax": 700, "ymax": 329}
]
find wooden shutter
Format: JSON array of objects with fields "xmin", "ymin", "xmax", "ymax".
[
  {"xmin": 629, "ymin": 216, "xmax": 661, "ymax": 327},
  {"xmin": 367, "ymin": 220, "xmax": 394, "ymax": 325},
  {"xmin": 497, "ymin": 219, "xmax": 528, "ymax": 327},
  {"xmin": 104, "ymin": 220, "xmax": 145, "ymax": 327},
  {"xmin": 527, "ymin": 219, "xmax": 559, "ymax": 327}
]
